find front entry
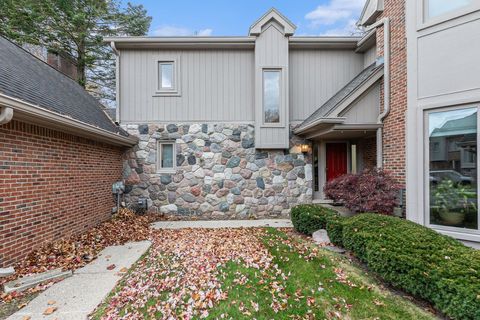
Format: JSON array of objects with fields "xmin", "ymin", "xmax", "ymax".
[{"xmin": 326, "ymin": 143, "xmax": 348, "ymax": 181}]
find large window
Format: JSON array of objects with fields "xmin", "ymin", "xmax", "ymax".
[
  {"xmin": 158, "ymin": 61, "xmax": 175, "ymax": 91},
  {"xmin": 425, "ymin": 0, "xmax": 472, "ymax": 20},
  {"xmin": 263, "ymin": 70, "xmax": 281, "ymax": 124},
  {"xmin": 157, "ymin": 142, "xmax": 176, "ymax": 172},
  {"xmin": 427, "ymin": 107, "xmax": 478, "ymax": 230}
]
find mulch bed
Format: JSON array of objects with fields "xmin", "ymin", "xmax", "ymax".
[{"xmin": 0, "ymin": 209, "xmax": 160, "ymax": 304}]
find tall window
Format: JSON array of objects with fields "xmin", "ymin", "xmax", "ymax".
[
  {"xmin": 425, "ymin": 0, "xmax": 472, "ymax": 20},
  {"xmin": 263, "ymin": 70, "xmax": 281, "ymax": 124},
  {"xmin": 158, "ymin": 61, "xmax": 175, "ymax": 91},
  {"xmin": 157, "ymin": 142, "xmax": 175, "ymax": 172},
  {"xmin": 428, "ymin": 107, "xmax": 478, "ymax": 230}
]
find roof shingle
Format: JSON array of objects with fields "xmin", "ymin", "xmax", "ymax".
[{"xmin": 0, "ymin": 36, "xmax": 125, "ymax": 136}]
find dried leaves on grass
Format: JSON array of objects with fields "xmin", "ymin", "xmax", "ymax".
[
  {"xmin": 1, "ymin": 209, "xmax": 157, "ymax": 303},
  {"xmin": 99, "ymin": 228, "xmax": 275, "ymax": 319}
]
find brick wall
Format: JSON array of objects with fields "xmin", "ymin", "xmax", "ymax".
[
  {"xmin": 360, "ymin": 137, "xmax": 377, "ymax": 170},
  {"xmin": 377, "ymin": 0, "xmax": 407, "ymax": 186},
  {"xmin": 0, "ymin": 120, "xmax": 123, "ymax": 267}
]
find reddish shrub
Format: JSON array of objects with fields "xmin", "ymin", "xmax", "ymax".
[{"xmin": 324, "ymin": 168, "xmax": 400, "ymax": 215}]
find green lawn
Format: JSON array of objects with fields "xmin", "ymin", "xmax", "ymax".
[{"xmin": 92, "ymin": 228, "xmax": 436, "ymax": 319}]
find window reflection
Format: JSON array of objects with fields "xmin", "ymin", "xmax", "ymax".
[
  {"xmin": 263, "ymin": 70, "xmax": 280, "ymax": 123},
  {"xmin": 429, "ymin": 108, "xmax": 478, "ymax": 229},
  {"xmin": 427, "ymin": 0, "xmax": 471, "ymax": 19}
]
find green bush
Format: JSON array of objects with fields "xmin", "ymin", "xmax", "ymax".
[
  {"xmin": 342, "ymin": 214, "xmax": 480, "ymax": 320},
  {"xmin": 290, "ymin": 204, "xmax": 338, "ymax": 235},
  {"xmin": 325, "ymin": 215, "xmax": 345, "ymax": 246}
]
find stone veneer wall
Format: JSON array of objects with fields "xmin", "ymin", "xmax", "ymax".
[{"xmin": 122, "ymin": 123, "xmax": 312, "ymax": 219}]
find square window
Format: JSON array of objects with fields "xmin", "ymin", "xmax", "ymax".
[
  {"xmin": 157, "ymin": 142, "xmax": 176, "ymax": 172},
  {"xmin": 158, "ymin": 62, "xmax": 175, "ymax": 91}
]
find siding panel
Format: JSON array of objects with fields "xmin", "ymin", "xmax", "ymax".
[
  {"xmin": 120, "ymin": 49, "xmax": 255, "ymax": 122},
  {"xmin": 289, "ymin": 49, "xmax": 364, "ymax": 121}
]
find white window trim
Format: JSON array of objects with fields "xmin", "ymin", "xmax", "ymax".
[
  {"xmin": 261, "ymin": 67, "xmax": 284, "ymax": 128},
  {"xmin": 424, "ymin": 104, "xmax": 480, "ymax": 237},
  {"xmin": 418, "ymin": 0, "xmax": 480, "ymax": 30},
  {"xmin": 157, "ymin": 141, "xmax": 177, "ymax": 173},
  {"xmin": 154, "ymin": 59, "xmax": 181, "ymax": 97}
]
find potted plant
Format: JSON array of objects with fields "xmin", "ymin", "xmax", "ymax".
[{"xmin": 432, "ymin": 179, "xmax": 476, "ymax": 226}]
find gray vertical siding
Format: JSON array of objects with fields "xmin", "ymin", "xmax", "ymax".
[
  {"xmin": 289, "ymin": 49, "xmax": 364, "ymax": 121},
  {"xmin": 340, "ymin": 83, "xmax": 380, "ymax": 123},
  {"xmin": 119, "ymin": 49, "xmax": 255, "ymax": 122},
  {"xmin": 254, "ymin": 22, "xmax": 290, "ymax": 149},
  {"xmin": 363, "ymin": 45, "xmax": 377, "ymax": 68}
]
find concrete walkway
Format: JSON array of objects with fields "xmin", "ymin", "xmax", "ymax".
[
  {"xmin": 152, "ymin": 219, "xmax": 293, "ymax": 229},
  {"xmin": 8, "ymin": 241, "xmax": 151, "ymax": 320}
]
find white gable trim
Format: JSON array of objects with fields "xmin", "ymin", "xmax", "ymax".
[
  {"xmin": 249, "ymin": 8, "xmax": 296, "ymax": 36},
  {"xmin": 358, "ymin": 0, "xmax": 384, "ymax": 27}
]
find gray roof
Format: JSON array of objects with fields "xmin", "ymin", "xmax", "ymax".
[
  {"xmin": 0, "ymin": 36, "xmax": 126, "ymax": 136},
  {"xmin": 297, "ymin": 62, "xmax": 384, "ymax": 132}
]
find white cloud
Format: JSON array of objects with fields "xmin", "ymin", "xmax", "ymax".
[
  {"xmin": 152, "ymin": 26, "xmax": 213, "ymax": 36},
  {"xmin": 197, "ymin": 28, "xmax": 213, "ymax": 36},
  {"xmin": 305, "ymin": 0, "xmax": 364, "ymax": 26},
  {"xmin": 321, "ymin": 19, "xmax": 362, "ymax": 36}
]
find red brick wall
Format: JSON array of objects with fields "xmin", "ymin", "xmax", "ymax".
[
  {"xmin": 0, "ymin": 121, "xmax": 123, "ymax": 267},
  {"xmin": 360, "ymin": 137, "xmax": 377, "ymax": 170},
  {"xmin": 377, "ymin": 0, "xmax": 407, "ymax": 187}
]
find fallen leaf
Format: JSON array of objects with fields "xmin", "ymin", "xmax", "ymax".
[
  {"xmin": 106, "ymin": 264, "xmax": 116, "ymax": 270},
  {"xmin": 47, "ymin": 300, "xmax": 56, "ymax": 305},
  {"xmin": 43, "ymin": 306, "xmax": 57, "ymax": 315}
]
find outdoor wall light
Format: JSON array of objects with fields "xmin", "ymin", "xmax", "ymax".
[{"xmin": 300, "ymin": 143, "xmax": 309, "ymax": 153}]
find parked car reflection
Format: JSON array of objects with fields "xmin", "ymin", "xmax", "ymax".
[{"xmin": 429, "ymin": 170, "xmax": 474, "ymax": 185}]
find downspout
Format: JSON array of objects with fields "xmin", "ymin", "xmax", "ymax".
[
  {"xmin": 110, "ymin": 41, "xmax": 120, "ymax": 124},
  {"xmin": 0, "ymin": 106, "xmax": 14, "ymax": 125},
  {"xmin": 365, "ymin": 17, "xmax": 390, "ymax": 167}
]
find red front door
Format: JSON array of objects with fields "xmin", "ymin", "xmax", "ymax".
[{"xmin": 326, "ymin": 143, "xmax": 348, "ymax": 181}]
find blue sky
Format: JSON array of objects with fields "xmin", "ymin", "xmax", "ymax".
[{"xmin": 127, "ymin": 0, "xmax": 366, "ymax": 36}]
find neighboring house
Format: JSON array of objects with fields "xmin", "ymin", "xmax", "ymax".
[
  {"xmin": 106, "ymin": 8, "xmax": 386, "ymax": 218},
  {"xmin": 0, "ymin": 36, "xmax": 138, "ymax": 266},
  {"xmin": 405, "ymin": 0, "xmax": 480, "ymax": 244}
]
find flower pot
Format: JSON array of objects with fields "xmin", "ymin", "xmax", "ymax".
[{"xmin": 439, "ymin": 210, "xmax": 466, "ymax": 226}]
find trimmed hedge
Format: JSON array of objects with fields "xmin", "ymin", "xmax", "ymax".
[
  {"xmin": 290, "ymin": 205, "xmax": 340, "ymax": 236},
  {"xmin": 291, "ymin": 206, "xmax": 480, "ymax": 319}
]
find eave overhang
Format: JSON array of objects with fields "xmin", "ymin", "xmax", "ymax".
[
  {"xmin": 0, "ymin": 93, "xmax": 138, "ymax": 147},
  {"xmin": 105, "ymin": 36, "xmax": 362, "ymax": 50}
]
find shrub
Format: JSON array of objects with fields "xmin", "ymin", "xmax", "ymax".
[
  {"xmin": 291, "ymin": 205, "xmax": 338, "ymax": 235},
  {"xmin": 324, "ymin": 168, "xmax": 400, "ymax": 215},
  {"xmin": 342, "ymin": 214, "xmax": 480, "ymax": 320},
  {"xmin": 325, "ymin": 215, "xmax": 344, "ymax": 246}
]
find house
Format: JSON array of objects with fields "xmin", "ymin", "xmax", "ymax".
[
  {"xmin": 405, "ymin": 0, "xmax": 480, "ymax": 245},
  {"xmin": 107, "ymin": 0, "xmax": 480, "ymax": 244},
  {"xmin": 0, "ymin": 36, "xmax": 138, "ymax": 266},
  {"xmin": 105, "ymin": 7, "xmax": 388, "ymax": 219}
]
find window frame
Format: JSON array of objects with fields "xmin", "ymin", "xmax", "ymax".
[
  {"xmin": 157, "ymin": 141, "xmax": 176, "ymax": 173},
  {"xmin": 155, "ymin": 59, "xmax": 180, "ymax": 96},
  {"xmin": 419, "ymin": 0, "xmax": 480, "ymax": 29},
  {"xmin": 261, "ymin": 68, "xmax": 283, "ymax": 127},
  {"xmin": 424, "ymin": 104, "xmax": 480, "ymax": 236}
]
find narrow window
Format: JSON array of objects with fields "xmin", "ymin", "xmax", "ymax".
[
  {"xmin": 428, "ymin": 107, "xmax": 478, "ymax": 230},
  {"xmin": 425, "ymin": 0, "xmax": 471, "ymax": 20},
  {"xmin": 158, "ymin": 62, "xmax": 174, "ymax": 91},
  {"xmin": 263, "ymin": 70, "xmax": 281, "ymax": 124},
  {"xmin": 158, "ymin": 142, "xmax": 175, "ymax": 171}
]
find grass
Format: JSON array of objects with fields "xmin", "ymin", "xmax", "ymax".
[
  {"xmin": 205, "ymin": 228, "xmax": 434, "ymax": 319},
  {"xmin": 92, "ymin": 228, "xmax": 436, "ymax": 319}
]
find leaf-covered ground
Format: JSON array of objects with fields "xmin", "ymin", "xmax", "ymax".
[{"xmin": 92, "ymin": 228, "xmax": 436, "ymax": 320}]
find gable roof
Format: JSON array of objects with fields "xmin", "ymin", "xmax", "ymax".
[
  {"xmin": 295, "ymin": 62, "xmax": 384, "ymax": 134},
  {"xmin": 249, "ymin": 8, "xmax": 297, "ymax": 36},
  {"xmin": 358, "ymin": 0, "xmax": 384, "ymax": 26},
  {"xmin": 0, "ymin": 36, "xmax": 130, "ymax": 140}
]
